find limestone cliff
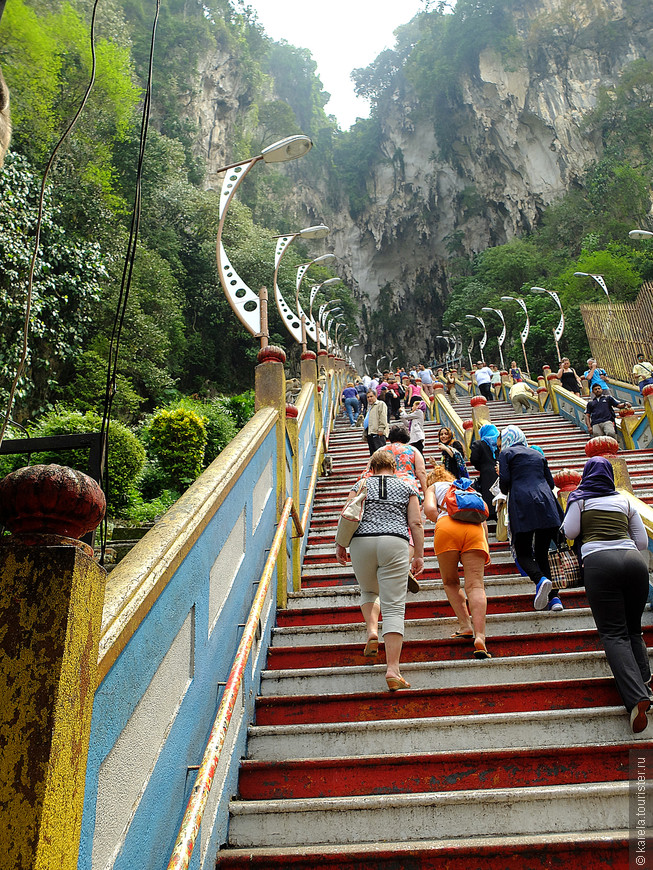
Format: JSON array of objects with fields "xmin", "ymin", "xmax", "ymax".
[{"xmin": 191, "ymin": 0, "xmax": 653, "ymax": 365}]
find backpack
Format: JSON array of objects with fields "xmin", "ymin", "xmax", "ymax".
[{"xmin": 443, "ymin": 478, "xmax": 489, "ymax": 524}]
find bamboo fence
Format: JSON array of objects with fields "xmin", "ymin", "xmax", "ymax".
[{"xmin": 580, "ymin": 281, "xmax": 653, "ymax": 382}]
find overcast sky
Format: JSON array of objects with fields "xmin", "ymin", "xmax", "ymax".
[{"xmin": 244, "ymin": 0, "xmax": 427, "ymax": 129}]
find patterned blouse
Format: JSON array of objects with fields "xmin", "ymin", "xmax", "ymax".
[{"xmin": 351, "ymin": 474, "xmax": 414, "ymax": 541}]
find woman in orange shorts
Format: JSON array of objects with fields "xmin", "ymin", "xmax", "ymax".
[{"xmin": 424, "ymin": 466, "xmax": 491, "ymax": 658}]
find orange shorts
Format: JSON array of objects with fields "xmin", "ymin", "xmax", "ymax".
[{"xmin": 433, "ymin": 515, "xmax": 491, "ymax": 565}]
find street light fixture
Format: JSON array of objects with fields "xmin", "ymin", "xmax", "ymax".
[
  {"xmin": 629, "ymin": 229, "xmax": 653, "ymax": 240},
  {"xmin": 480, "ymin": 307, "xmax": 506, "ymax": 369},
  {"xmin": 309, "ymin": 277, "xmax": 341, "ymax": 351},
  {"xmin": 501, "ymin": 296, "xmax": 531, "ymax": 375},
  {"xmin": 573, "ymin": 272, "xmax": 611, "ymax": 333},
  {"xmin": 215, "ymin": 135, "xmax": 313, "ymax": 345},
  {"xmin": 453, "ymin": 322, "xmax": 474, "ymax": 369},
  {"xmin": 465, "ymin": 315, "xmax": 487, "ymax": 363},
  {"xmin": 273, "ymin": 225, "xmax": 330, "ymax": 346},
  {"xmin": 531, "ymin": 287, "xmax": 564, "ymax": 362}
]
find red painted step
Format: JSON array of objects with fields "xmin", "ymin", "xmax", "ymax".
[
  {"xmin": 277, "ymin": 590, "xmax": 588, "ymax": 627},
  {"xmin": 238, "ymin": 743, "xmax": 635, "ymax": 800},
  {"xmin": 216, "ymin": 835, "xmax": 630, "ymax": 869},
  {"xmin": 265, "ymin": 626, "xmax": 653, "ymax": 670},
  {"xmin": 254, "ymin": 677, "xmax": 621, "ymax": 726}
]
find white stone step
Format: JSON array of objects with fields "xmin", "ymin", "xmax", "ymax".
[
  {"xmin": 287, "ymin": 575, "xmax": 535, "ymax": 608},
  {"xmin": 228, "ymin": 780, "xmax": 635, "ymax": 848},
  {"xmin": 246, "ymin": 706, "xmax": 651, "ymax": 762},
  {"xmin": 272, "ymin": 608, "xmax": 601, "ymax": 647},
  {"xmin": 259, "ymin": 650, "xmax": 648, "ymax": 697}
]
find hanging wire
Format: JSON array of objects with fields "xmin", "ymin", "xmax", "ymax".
[
  {"xmin": 0, "ymin": 0, "xmax": 102, "ymax": 448},
  {"xmin": 98, "ymin": 0, "xmax": 161, "ymax": 563}
]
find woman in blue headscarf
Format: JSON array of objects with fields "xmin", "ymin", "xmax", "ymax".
[
  {"xmin": 470, "ymin": 423, "xmax": 500, "ymax": 520},
  {"xmin": 499, "ymin": 425, "xmax": 563, "ymax": 612},
  {"xmin": 562, "ymin": 456, "xmax": 651, "ymax": 733}
]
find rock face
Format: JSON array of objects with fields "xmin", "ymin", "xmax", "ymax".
[{"xmin": 192, "ymin": 0, "xmax": 653, "ymax": 365}]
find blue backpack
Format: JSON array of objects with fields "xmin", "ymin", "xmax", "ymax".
[{"xmin": 443, "ymin": 477, "xmax": 489, "ymax": 524}]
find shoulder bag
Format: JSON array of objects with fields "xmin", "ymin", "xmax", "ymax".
[{"xmin": 335, "ymin": 479, "xmax": 368, "ymax": 547}]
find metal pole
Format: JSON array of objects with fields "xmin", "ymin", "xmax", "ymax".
[
  {"xmin": 259, "ymin": 286, "xmax": 268, "ymax": 350},
  {"xmin": 521, "ymin": 340, "xmax": 530, "ymax": 377}
]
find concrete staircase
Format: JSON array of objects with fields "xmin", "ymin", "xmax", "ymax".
[{"xmin": 215, "ymin": 397, "xmax": 652, "ymax": 868}]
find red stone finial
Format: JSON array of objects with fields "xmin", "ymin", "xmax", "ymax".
[
  {"xmin": 462, "ymin": 420, "xmax": 474, "ymax": 430},
  {"xmin": 470, "ymin": 396, "xmax": 487, "ymax": 407},
  {"xmin": 552, "ymin": 468, "xmax": 583, "ymax": 491},
  {"xmin": 433, "ymin": 382, "xmax": 445, "ymax": 390},
  {"xmin": 301, "ymin": 350, "xmax": 316, "ymax": 361},
  {"xmin": 285, "ymin": 404, "xmax": 299, "ymax": 418},
  {"xmin": 585, "ymin": 436, "xmax": 619, "ymax": 456},
  {"xmin": 0, "ymin": 464, "xmax": 106, "ymax": 543},
  {"xmin": 547, "ymin": 374, "xmax": 560, "ymax": 381},
  {"xmin": 500, "ymin": 371, "xmax": 508, "ymax": 376},
  {"xmin": 537, "ymin": 387, "xmax": 548, "ymax": 394},
  {"xmin": 643, "ymin": 384, "xmax": 653, "ymax": 398},
  {"xmin": 618, "ymin": 407, "xmax": 635, "ymax": 417},
  {"xmin": 257, "ymin": 345, "xmax": 286, "ymax": 364}
]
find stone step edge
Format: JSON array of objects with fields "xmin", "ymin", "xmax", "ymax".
[
  {"xmin": 248, "ymin": 704, "xmax": 634, "ymax": 741},
  {"xmin": 272, "ymin": 608, "xmax": 597, "ymax": 638},
  {"xmin": 260, "ymin": 648, "xmax": 615, "ymax": 682},
  {"xmin": 239, "ymin": 739, "xmax": 632, "ymax": 771},
  {"xmin": 217, "ymin": 829, "xmax": 628, "ymax": 863},
  {"xmin": 229, "ymin": 779, "xmax": 627, "ymax": 816}
]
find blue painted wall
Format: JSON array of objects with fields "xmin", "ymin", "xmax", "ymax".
[{"xmin": 79, "ymin": 424, "xmax": 280, "ymax": 870}]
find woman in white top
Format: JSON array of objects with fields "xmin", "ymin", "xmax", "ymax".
[
  {"xmin": 561, "ymin": 456, "xmax": 651, "ymax": 733},
  {"xmin": 400, "ymin": 399, "xmax": 426, "ymax": 454},
  {"xmin": 335, "ymin": 449, "xmax": 424, "ymax": 691}
]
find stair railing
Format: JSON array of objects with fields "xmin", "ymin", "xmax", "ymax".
[{"xmin": 166, "ymin": 495, "xmax": 301, "ymax": 870}]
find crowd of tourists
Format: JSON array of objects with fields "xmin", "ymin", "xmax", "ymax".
[{"xmin": 335, "ymin": 355, "xmax": 653, "ymax": 734}]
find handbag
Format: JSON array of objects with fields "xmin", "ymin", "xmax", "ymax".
[
  {"xmin": 495, "ymin": 501, "xmax": 508, "ymax": 543},
  {"xmin": 335, "ymin": 479, "xmax": 368, "ymax": 547},
  {"xmin": 550, "ymin": 539, "xmax": 583, "ymax": 589}
]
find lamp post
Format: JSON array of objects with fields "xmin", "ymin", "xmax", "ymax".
[
  {"xmin": 480, "ymin": 307, "xmax": 506, "ymax": 369},
  {"xmin": 573, "ymin": 271, "xmax": 611, "ymax": 334},
  {"xmin": 453, "ymin": 322, "xmax": 474, "ymax": 370},
  {"xmin": 215, "ymin": 135, "xmax": 313, "ymax": 347},
  {"xmin": 447, "ymin": 327, "xmax": 463, "ymax": 368},
  {"xmin": 273, "ymin": 225, "xmax": 330, "ymax": 346},
  {"xmin": 531, "ymin": 287, "xmax": 564, "ymax": 362},
  {"xmin": 465, "ymin": 315, "xmax": 487, "ymax": 363},
  {"xmin": 310, "ymin": 278, "xmax": 341, "ymax": 352},
  {"xmin": 501, "ymin": 296, "xmax": 531, "ymax": 376},
  {"xmin": 629, "ymin": 229, "xmax": 653, "ymax": 240},
  {"xmin": 319, "ymin": 302, "xmax": 342, "ymax": 354},
  {"xmin": 297, "ymin": 255, "xmax": 337, "ymax": 345}
]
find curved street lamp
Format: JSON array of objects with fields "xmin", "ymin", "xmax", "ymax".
[
  {"xmin": 309, "ymin": 277, "xmax": 341, "ymax": 351},
  {"xmin": 501, "ymin": 296, "xmax": 531, "ymax": 376},
  {"xmin": 573, "ymin": 271, "xmax": 611, "ymax": 334},
  {"xmin": 531, "ymin": 286, "xmax": 564, "ymax": 362},
  {"xmin": 465, "ymin": 315, "xmax": 487, "ymax": 363},
  {"xmin": 453, "ymin": 322, "xmax": 474, "ymax": 370},
  {"xmin": 629, "ymin": 229, "xmax": 653, "ymax": 240},
  {"xmin": 273, "ymin": 225, "xmax": 329, "ymax": 345},
  {"xmin": 215, "ymin": 135, "xmax": 313, "ymax": 345},
  {"xmin": 480, "ymin": 307, "xmax": 506, "ymax": 369}
]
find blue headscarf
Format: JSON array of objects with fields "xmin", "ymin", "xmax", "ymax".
[
  {"xmin": 479, "ymin": 423, "xmax": 500, "ymax": 458},
  {"xmin": 566, "ymin": 456, "xmax": 616, "ymax": 506},
  {"xmin": 530, "ymin": 445, "xmax": 545, "ymax": 457},
  {"xmin": 501, "ymin": 425, "xmax": 528, "ymax": 450}
]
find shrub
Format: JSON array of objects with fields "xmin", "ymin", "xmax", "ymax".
[
  {"xmin": 29, "ymin": 409, "xmax": 145, "ymax": 512},
  {"xmin": 222, "ymin": 390, "xmax": 256, "ymax": 430},
  {"xmin": 171, "ymin": 397, "xmax": 238, "ymax": 465},
  {"xmin": 147, "ymin": 407, "xmax": 207, "ymax": 489}
]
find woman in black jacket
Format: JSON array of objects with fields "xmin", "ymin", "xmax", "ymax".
[{"xmin": 470, "ymin": 424, "xmax": 499, "ymax": 520}]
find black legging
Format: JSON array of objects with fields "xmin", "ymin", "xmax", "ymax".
[
  {"xmin": 512, "ymin": 527, "xmax": 559, "ymax": 593},
  {"xmin": 583, "ymin": 549, "xmax": 650, "ymax": 712}
]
